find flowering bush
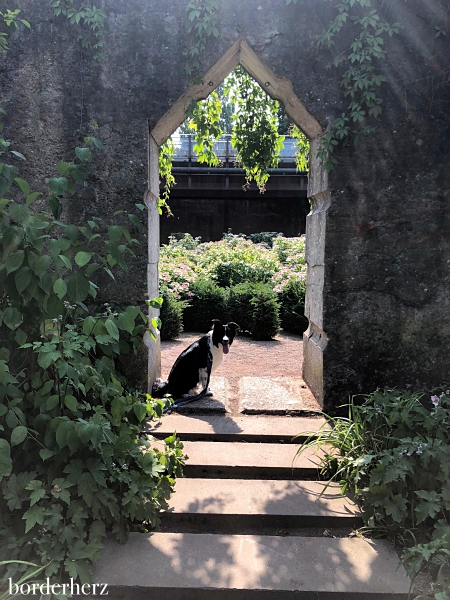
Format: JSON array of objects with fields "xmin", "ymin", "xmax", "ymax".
[{"xmin": 159, "ymin": 233, "xmax": 307, "ymax": 336}]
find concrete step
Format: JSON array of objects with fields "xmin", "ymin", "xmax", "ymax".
[
  {"xmin": 94, "ymin": 532, "xmax": 410, "ymax": 599},
  {"xmin": 182, "ymin": 440, "xmax": 325, "ymax": 479},
  {"xmin": 147, "ymin": 414, "xmax": 328, "ymax": 443},
  {"xmin": 161, "ymin": 478, "xmax": 363, "ymax": 531}
]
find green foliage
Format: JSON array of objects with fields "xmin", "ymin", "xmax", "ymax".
[
  {"xmin": 0, "ymin": 114, "xmax": 184, "ymax": 588},
  {"xmin": 185, "ymin": 0, "xmax": 219, "ymax": 76},
  {"xmin": 159, "ymin": 290, "xmax": 185, "ymax": 341},
  {"xmin": 291, "ymin": 125, "xmax": 310, "ymax": 173},
  {"xmin": 159, "ymin": 233, "xmax": 306, "ymax": 337},
  {"xmin": 310, "ymin": 0, "xmax": 399, "ymax": 171},
  {"xmin": 297, "ymin": 389, "xmax": 450, "ymax": 600},
  {"xmin": 227, "ymin": 282, "xmax": 280, "ymax": 340},
  {"xmin": 0, "ymin": 9, "xmax": 30, "ymax": 52},
  {"xmin": 159, "ymin": 138, "xmax": 175, "ymax": 215},
  {"xmin": 277, "ymin": 278, "xmax": 308, "ymax": 335},
  {"xmin": 187, "ymin": 92, "xmax": 223, "ymax": 166},
  {"xmin": 183, "ymin": 278, "xmax": 227, "ymax": 333},
  {"xmin": 223, "ymin": 67, "xmax": 285, "ymax": 192},
  {"xmin": 50, "ymin": 0, "xmax": 107, "ymax": 61},
  {"xmin": 195, "ymin": 235, "xmax": 279, "ymax": 287}
]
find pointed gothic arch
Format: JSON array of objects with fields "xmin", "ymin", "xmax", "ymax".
[{"xmin": 145, "ymin": 37, "xmax": 329, "ymax": 406}]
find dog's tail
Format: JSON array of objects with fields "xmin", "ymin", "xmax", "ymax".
[{"xmin": 152, "ymin": 378, "xmax": 170, "ymax": 398}]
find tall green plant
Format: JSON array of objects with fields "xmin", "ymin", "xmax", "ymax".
[
  {"xmin": 296, "ymin": 389, "xmax": 450, "ymax": 600},
  {"xmin": 0, "ymin": 114, "xmax": 184, "ymax": 587}
]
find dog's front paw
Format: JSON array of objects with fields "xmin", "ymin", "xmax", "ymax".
[{"xmin": 204, "ymin": 388, "xmax": 213, "ymax": 397}]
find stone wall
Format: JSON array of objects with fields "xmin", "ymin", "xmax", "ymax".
[{"xmin": 1, "ymin": 0, "xmax": 449, "ymax": 409}]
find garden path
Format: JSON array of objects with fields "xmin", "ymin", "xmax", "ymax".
[{"xmin": 160, "ymin": 331, "xmax": 321, "ymax": 415}]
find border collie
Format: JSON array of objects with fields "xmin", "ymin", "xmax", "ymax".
[{"xmin": 152, "ymin": 320, "xmax": 239, "ymax": 402}]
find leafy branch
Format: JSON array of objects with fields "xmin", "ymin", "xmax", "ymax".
[
  {"xmin": 0, "ymin": 9, "xmax": 30, "ymax": 52},
  {"xmin": 185, "ymin": 0, "xmax": 219, "ymax": 77},
  {"xmin": 288, "ymin": 0, "xmax": 399, "ymax": 171},
  {"xmin": 50, "ymin": 0, "xmax": 107, "ymax": 61}
]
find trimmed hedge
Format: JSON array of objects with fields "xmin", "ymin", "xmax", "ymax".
[
  {"xmin": 278, "ymin": 278, "xmax": 309, "ymax": 335},
  {"xmin": 227, "ymin": 282, "xmax": 280, "ymax": 340},
  {"xmin": 183, "ymin": 278, "xmax": 228, "ymax": 332},
  {"xmin": 159, "ymin": 290, "xmax": 184, "ymax": 340}
]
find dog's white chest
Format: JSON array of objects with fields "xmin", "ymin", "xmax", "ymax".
[{"xmin": 209, "ymin": 333, "xmax": 224, "ymax": 373}]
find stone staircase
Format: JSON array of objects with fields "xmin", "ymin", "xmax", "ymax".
[{"xmin": 93, "ymin": 413, "xmax": 410, "ymax": 599}]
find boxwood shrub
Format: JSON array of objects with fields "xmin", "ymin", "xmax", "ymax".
[
  {"xmin": 227, "ymin": 282, "xmax": 280, "ymax": 340},
  {"xmin": 183, "ymin": 278, "xmax": 228, "ymax": 332},
  {"xmin": 278, "ymin": 278, "xmax": 309, "ymax": 334},
  {"xmin": 159, "ymin": 289, "xmax": 185, "ymax": 341}
]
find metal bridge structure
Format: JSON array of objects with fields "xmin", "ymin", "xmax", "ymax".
[{"xmin": 160, "ymin": 135, "xmax": 309, "ymax": 242}]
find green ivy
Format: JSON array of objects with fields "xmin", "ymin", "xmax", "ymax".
[
  {"xmin": 187, "ymin": 91, "xmax": 223, "ymax": 166},
  {"xmin": 159, "ymin": 138, "xmax": 175, "ymax": 216},
  {"xmin": 287, "ymin": 0, "xmax": 399, "ymax": 171},
  {"xmin": 0, "ymin": 108, "xmax": 184, "ymax": 590},
  {"xmin": 50, "ymin": 0, "xmax": 107, "ymax": 61},
  {"xmin": 222, "ymin": 67, "xmax": 285, "ymax": 192},
  {"xmin": 0, "ymin": 9, "xmax": 30, "ymax": 52},
  {"xmin": 185, "ymin": 0, "xmax": 219, "ymax": 76}
]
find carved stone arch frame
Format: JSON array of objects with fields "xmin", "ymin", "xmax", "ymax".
[{"xmin": 145, "ymin": 36, "xmax": 329, "ymax": 406}]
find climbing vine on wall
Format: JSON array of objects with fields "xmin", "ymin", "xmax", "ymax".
[
  {"xmin": 0, "ymin": 9, "xmax": 30, "ymax": 52},
  {"xmin": 185, "ymin": 0, "xmax": 219, "ymax": 77},
  {"xmin": 288, "ymin": 0, "xmax": 399, "ymax": 171},
  {"xmin": 50, "ymin": 0, "xmax": 107, "ymax": 61}
]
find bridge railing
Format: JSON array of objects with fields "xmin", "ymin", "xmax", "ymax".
[{"xmin": 172, "ymin": 134, "xmax": 300, "ymax": 164}]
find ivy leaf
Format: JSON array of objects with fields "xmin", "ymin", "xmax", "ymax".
[
  {"xmin": 128, "ymin": 213, "xmax": 141, "ymax": 228},
  {"xmin": 0, "ymin": 439, "xmax": 12, "ymax": 477},
  {"xmin": 23, "ymin": 504, "xmax": 45, "ymax": 533},
  {"xmin": 69, "ymin": 163, "xmax": 87, "ymax": 182},
  {"xmin": 64, "ymin": 395, "xmax": 78, "ymax": 411},
  {"xmin": 105, "ymin": 319, "xmax": 119, "ymax": 341},
  {"xmin": 75, "ymin": 251, "xmax": 92, "ymax": 267},
  {"xmin": 48, "ymin": 177, "xmax": 68, "ymax": 196},
  {"xmin": 3, "ymin": 307, "xmax": 23, "ymax": 330},
  {"xmin": 11, "ymin": 425, "xmax": 28, "ymax": 447},
  {"xmin": 39, "ymin": 448, "xmax": 55, "ymax": 461},
  {"xmin": 9, "ymin": 202, "xmax": 30, "ymax": 224},
  {"xmin": 75, "ymin": 147, "xmax": 92, "ymax": 163},
  {"xmin": 108, "ymin": 225, "xmax": 123, "ymax": 243},
  {"xmin": 14, "ymin": 177, "xmax": 30, "ymax": 196},
  {"xmin": 53, "ymin": 278, "xmax": 67, "ymax": 300},
  {"xmin": 46, "ymin": 395, "xmax": 60, "ymax": 411},
  {"xmin": 133, "ymin": 403, "xmax": 147, "ymax": 423},
  {"xmin": 47, "ymin": 195, "xmax": 62, "ymax": 219},
  {"xmin": 57, "ymin": 161, "xmax": 70, "ymax": 176},
  {"xmin": 66, "ymin": 271, "xmax": 90, "ymax": 302},
  {"xmin": 15, "ymin": 267, "xmax": 33, "ymax": 294},
  {"xmin": 6, "ymin": 250, "xmax": 24, "ymax": 274}
]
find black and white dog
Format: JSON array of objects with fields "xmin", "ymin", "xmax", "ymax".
[{"xmin": 152, "ymin": 320, "xmax": 239, "ymax": 403}]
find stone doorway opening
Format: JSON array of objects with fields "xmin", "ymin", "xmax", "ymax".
[{"xmin": 146, "ymin": 36, "xmax": 329, "ymax": 407}]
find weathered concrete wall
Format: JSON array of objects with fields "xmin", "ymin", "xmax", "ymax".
[{"xmin": 1, "ymin": 0, "xmax": 449, "ymax": 409}]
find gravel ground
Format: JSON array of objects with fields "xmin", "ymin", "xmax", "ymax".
[{"xmin": 161, "ymin": 331, "xmax": 321, "ymax": 415}]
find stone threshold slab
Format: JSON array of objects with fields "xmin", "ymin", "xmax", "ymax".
[
  {"xmin": 93, "ymin": 532, "xmax": 410, "ymax": 598},
  {"xmin": 147, "ymin": 414, "xmax": 328, "ymax": 443},
  {"xmin": 239, "ymin": 377, "xmax": 321, "ymax": 415},
  {"xmin": 161, "ymin": 479, "xmax": 362, "ymax": 529}
]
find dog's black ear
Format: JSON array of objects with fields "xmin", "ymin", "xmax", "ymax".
[
  {"xmin": 211, "ymin": 319, "xmax": 222, "ymax": 328},
  {"xmin": 227, "ymin": 322, "xmax": 240, "ymax": 333}
]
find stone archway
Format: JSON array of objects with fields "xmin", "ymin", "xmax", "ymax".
[{"xmin": 145, "ymin": 36, "xmax": 328, "ymax": 406}]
